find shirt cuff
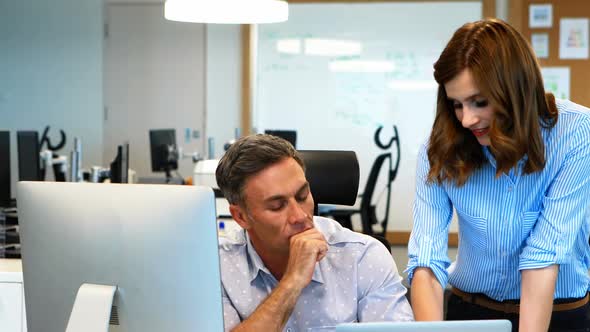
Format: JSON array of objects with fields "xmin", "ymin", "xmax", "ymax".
[
  {"xmin": 519, "ymin": 234, "xmax": 572, "ymax": 269},
  {"xmin": 406, "ymin": 259, "xmax": 449, "ymax": 289},
  {"xmin": 519, "ymin": 246, "xmax": 561, "ymax": 270}
]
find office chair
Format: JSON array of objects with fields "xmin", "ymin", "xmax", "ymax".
[
  {"xmin": 320, "ymin": 125, "xmax": 401, "ymax": 238},
  {"xmin": 265, "ymin": 130, "xmax": 297, "ymax": 148},
  {"xmin": 324, "ymin": 140, "xmax": 400, "ymax": 237},
  {"xmin": 299, "ymin": 150, "xmax": 392, "ymax": 251},
  {"xmin": 298, "ymin": 151, "xmax": 359, "ymax": 215},
  {"xmin": 321, "ymin": 153, "xmax": 393, "ymax": 236}
]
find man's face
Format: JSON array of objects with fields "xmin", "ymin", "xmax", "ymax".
[{"xmin": 233, "ymin": 157, "xmax": 315, "ymax": 256}]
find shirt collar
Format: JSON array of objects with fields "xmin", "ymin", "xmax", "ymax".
[
  {"xmin": 482, "ymin": 146, "xmax": 528, "ymax": 177},
  {"xmin": 244, "ymin": 229, "xmax": 326, "ymax": 285},
  {"xmin": 482, "ymin": 146, "xmax": 497, "ymax": 169},
  {"xmin": 244, "ymin": 231, "xmax": 269, "ymax": 283}
]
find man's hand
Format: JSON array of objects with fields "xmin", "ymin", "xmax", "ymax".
[
  {"xmin": 229, "ymin": 228, "xmax": 328, "ymax": 332},
  {"xmin": 282, "ymin": 228, "xmax": 329, "ymax": 290}
]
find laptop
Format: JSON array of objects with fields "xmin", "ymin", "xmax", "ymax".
[{"xmin": 336, "ymin": 320, "xmax": 512, "ymax": 332}]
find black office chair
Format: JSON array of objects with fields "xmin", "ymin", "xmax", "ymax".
[
  {"xmin": 265, "ymin": 130, "xmax": 297, "ymax": 148},
  {"xmin": 298, "ymin": 150, "xmax": 359, "ymax": 215},
  {"xmin": 318, "ymin": 124, "xmax": 401, "ymax": 238},
  {"xmin": 321, "ymin": 152, "xmax": 400, "ymax": 239},
  {"xmin": 299, "ymin": 150, "xmax": 392, "ymax": 251}
]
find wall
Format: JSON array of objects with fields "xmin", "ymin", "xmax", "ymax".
[
  {"xmin": 0, "ymin": 0, "xmax": 104, "ymax": 196},
  {"xmin": 0, "ymin": 0, "xmax": 242, "ymax": 191},
  {"xmin": 253, "ymin": 2, "xmax": 482, "ymax": 233},
  {"xmin": 0, "ymin": 1, "xmax": 511, "ymax": 197},
  {"xmin": 103, "ymin": 3, "xmax": 209, "ymax": 179},
  {"xmin": 496, "ymin": 0, "xmax": 509, "ymax": 20},
  {"xmin": 206, "ymin": 25, "xmax": 242, "ymax": 159}
]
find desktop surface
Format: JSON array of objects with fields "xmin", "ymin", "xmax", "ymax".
[
  {"xmin": 0, "ymin": 258, "xmax": 23, "ymax": 283},
  {"xmin": 336, "ymin": 320, "xmax": 512, "ymax": 332},
  {"xmin": 18, "ymin": 182, "xmax": 224, "ymax": 332}
]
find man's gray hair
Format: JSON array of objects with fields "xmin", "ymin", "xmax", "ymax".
[{"xmin": 215, "ymin": 134, "xmax": 304, "ymax": 206}]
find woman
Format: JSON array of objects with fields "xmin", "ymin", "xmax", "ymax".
[{"xmin": 407, "ymin": 18, "xmax": 590, "ymax": 331}]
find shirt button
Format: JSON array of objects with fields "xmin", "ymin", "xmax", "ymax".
[
  {"xmin": 507, "ymin": 186, "xmax": 513, "ymax": 192},
  {"xmin": 287, "ymin": 328, "xmax": 292, "ymax": 332}
]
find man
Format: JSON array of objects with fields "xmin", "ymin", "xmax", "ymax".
[{"xmin": 215, "ymin": 134, "xmax": 413, "ymax": 332}]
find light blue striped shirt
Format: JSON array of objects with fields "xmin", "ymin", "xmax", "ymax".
[
  {"xmin": 407, "ymin": 99, "xmax": 590, "ymax": 301},
  {"xmin": 220, "ymin": 217, "xmax": 414, "ymax": 332}
]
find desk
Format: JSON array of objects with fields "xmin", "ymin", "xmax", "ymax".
[
  {"xmin": 0, "ymin": 259, "xmax": 26, "ymax": 332},
  {"xmin": 0, "ymin": 212, "xmax": 238, "ymax": 332}
]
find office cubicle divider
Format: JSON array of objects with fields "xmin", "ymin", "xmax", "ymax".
[{"xmin": 0, "ymin": 131, "xmax": 10, "ymax": 207}]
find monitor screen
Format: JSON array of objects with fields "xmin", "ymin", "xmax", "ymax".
[
  {"xmin": 336, "ymin": 320, "xmax": 512, "ymax": 332},
  {"xmin": 0, "ymin": 131, "xmax": 10, "ymax": 206},
  {"xmin": 17, "ymin": 182, "xmax": 224, "ymax": 332},
  {"xmin": 109, "ymin": 143, "xmax": 129, "ymax": 184},
  {"xmin": 17, "ymin": 131, "xmax": 41, "ymax": 181},
  {"xmin": 149, "ymin": 129, "xmax": 178, "ymax": 172},
  {"xmin": 264, "ymin": 129, "xmax": 297, "ymax": 148}
]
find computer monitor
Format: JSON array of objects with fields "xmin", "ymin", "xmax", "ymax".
[
  {"xmin": 149, "ymin": 129, "xmax": 178, "ymax": 173},
  {"xmin": 17, "ymin": 182, "xmax": 224, "ymax": 332},
  {"xmin": 264, "ymin": 129, "xmax": 297, "ymax": 148},
  {"xmin": 109, "ymin": 143, "xmax": 129, "ymax": 184},
  {"xmin": 0, "ymin": 131, "xmax": 10, "ymax": 207},
  {"xmin": 17, "ymin": 131, "xmax": 41, "ymax": 181},
  {"xmin": 336, "ymin": 320, "xmax": 511, "ymax": 332}
]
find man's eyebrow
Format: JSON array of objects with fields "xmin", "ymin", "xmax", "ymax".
[
  {"xmin": 295, "ymin": 183, "xmax": 310, "ymax": 196},
  {"xmin": 263, "ymin": 183, "xmax": 310, "ymax": 203},
  {"xmin": 263, "ymin": 194, "xmax": 286, "ymax": 203}
]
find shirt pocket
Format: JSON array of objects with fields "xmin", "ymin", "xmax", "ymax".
[
  {"xmin": 521, "ymin": 210, "xmax": 540, "ymax": 239},
  {"xmin": 456, "ymin": 208, "xmax": 488, "ymax": 251}
]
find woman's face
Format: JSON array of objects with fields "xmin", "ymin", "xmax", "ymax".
[{"xmin": 445, "ymin": 69, "xmax": 494, "ymax": 146}]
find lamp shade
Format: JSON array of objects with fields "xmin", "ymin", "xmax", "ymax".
[{"xmin": 164, "ymin": 0, "xmax": 289, "ymax": 24}]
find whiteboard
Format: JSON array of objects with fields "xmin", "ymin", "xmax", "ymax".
[{"xmin": 254, "ymin": 2, "xmax": 481, "ymax": 231}]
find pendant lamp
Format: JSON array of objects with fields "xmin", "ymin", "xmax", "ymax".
[{"xmin": 164, "ymin": 0, "xmax": 289, "ymax": 24}]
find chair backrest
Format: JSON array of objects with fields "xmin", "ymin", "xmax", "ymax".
[
  {"xmin": 298, "ymin": 150, "xmax": 359, "ymax": 211},
  {"xmin": 300, "ymin": 150, "xmax": 393, "ymax": 250},
  {"xmin": 265, "ymin": 130, "xmax": 297, "ymax": 148},
  {"xmin": 360, "ymin": 152, "xmax": 391, "ymax": 210},
  {"xmin": 360, "ymin": 152, "xmax": 392, "ymax": 235}
]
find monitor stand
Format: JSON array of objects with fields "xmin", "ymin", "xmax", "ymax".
[{"xmin": 65, "ymin": 283, "xmax": 117, "ymax": 332}]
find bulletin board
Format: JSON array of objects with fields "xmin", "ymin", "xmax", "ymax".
[{"xmin": 514, "ymin": 0, "xmax": 590, "ymax": 108}]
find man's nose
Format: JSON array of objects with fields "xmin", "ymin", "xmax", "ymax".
[{"xmin": 286, "ymin": 201, "xmax": 308, "ymax": 225}]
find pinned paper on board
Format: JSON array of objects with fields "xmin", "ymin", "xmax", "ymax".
[
  {"xmin": 529, "ymin": 4, "xmax": 552, "ymax": 28},
  {"xmin": 532, "ymin": 33, "xmax": 549, "ymax": 58},
  {"xmin": 541, "ymin": 67, "xmax": 570, "ymax": 100},
  {"xmin": 559, "ymin": 18, "xmax": 589, "ymax": 59}
]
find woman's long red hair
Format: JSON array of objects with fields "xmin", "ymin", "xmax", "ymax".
[{"xmin": 428, "ymin": 19, "xmax": 558, "ymax": 186}]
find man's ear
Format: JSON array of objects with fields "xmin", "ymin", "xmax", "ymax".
[{"xmin": 229, "ymin": 204, "xmax": 252, "ymax": 230}]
